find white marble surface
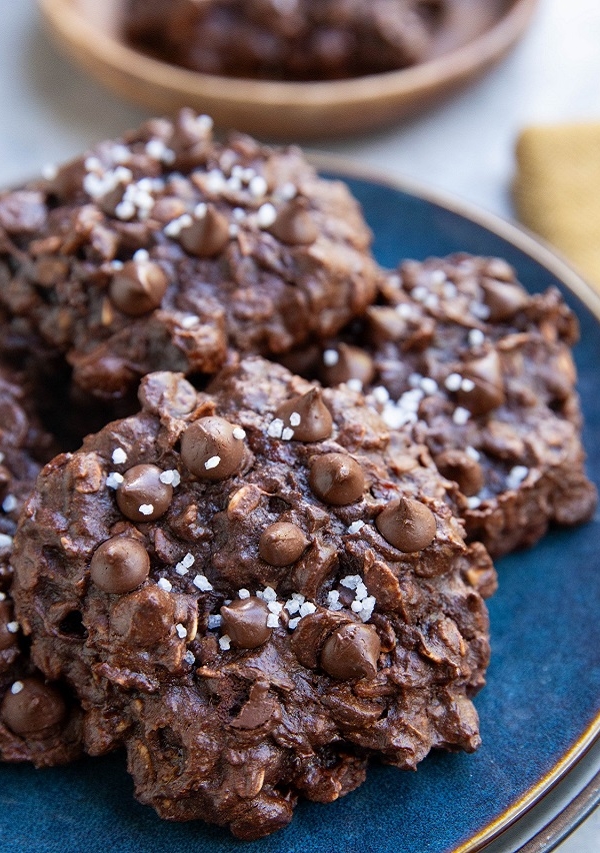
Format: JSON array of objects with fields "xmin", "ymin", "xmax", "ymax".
[{"xmin": 0, "ymin": 1, "xmax": 599, "ymax": 850}]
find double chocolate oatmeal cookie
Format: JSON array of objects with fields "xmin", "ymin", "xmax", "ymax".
[
  {"xmin": 12, "ymin": 357, "xmax": 495, "ymax": 838},
  {"xmin": 0, "ymin": 109, "xmax": 378, "ymax": 402},
  {"xmin": 0, "ymin": 364, "xmax": 82, "ymax": 765},
  {"xmin": 299, "ymin": 255, "xmax": 597, "ymax": 556}
]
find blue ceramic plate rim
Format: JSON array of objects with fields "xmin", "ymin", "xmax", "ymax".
[{"xmin": 2, "ymin": 160, "xmax": 599, "ymax": 853}]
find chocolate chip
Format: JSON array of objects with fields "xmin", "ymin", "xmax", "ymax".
[
  {"xmin": 320, "ymin": 343, "xmax": 375, "ymax": 388},
  {"xmin": 0, "ymin": 600, "xmax": 18, "ymax": 651},
  {"xmin": 457, "ymin": 351, "xmax": 505, "ymax": 416},
  {"xmin": 116, "ymin": 464, "xmax": 173, "ymax": 522},
  {"xmin": 110, "ymin": 585, "xmax": 176, "ymax": 645},
  {"xmin": 259, "ymin": 522, "xmax": 309, "ymax": 566},
  {"xmin": 229, "ymin": 680, "xmax": 276, "ymax": 730},
  {"xmin": 0, "ymin": 678, "xmax": 66, "ymax": 737},
  {"xmin": 220, "ymin": 597, "xmax": 272, "ymax": 649},
  {"xmin": 47, "ymin": 157, "xmax": 86, "ymax": 200},
  {"xmin": 366, "ymin": 305, "xmax": 410, "ymax": 342},
  {"xmin": 375, "ymin": 496, "xmax": 437, "ymax": 552},
  {"xmin": 268, "ymin": 198, "xmax": 318, "ymax": 245},
  {"xmin": 109, "ymin": 259, "xmax": 168, "ymax": 316},
  {"xmin": 481, "ymin": 279, "xmax": 529, "ymax": 322},
  {"xmin": 90, "ymin": 536, "xmax": 150, "ymax": 594},
  {"xmin": 308, "ymin": 453, "xmax": 365, "ymax": 505},
  {"xmin": 179, "ymin": 205, "xmax": 230, "ymax": 257},
  {"xmin": 275, "ymin": 388, "xmax": 333, "ymax": 442},
  {"xmin": 180, "ymin": 416, "xmax": 246, "ymax": 481},
  {"xmin": 434, "ymin": 449, "xmax": 484, "ymax": 497},
  {"xmin": 320, "ymin": 623, "xmax": 380, "ymax": 680}
]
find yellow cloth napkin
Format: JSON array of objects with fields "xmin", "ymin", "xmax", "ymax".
[{"xmin": 513, "ymin": 122, "xmax": 600, "ymax": 290}]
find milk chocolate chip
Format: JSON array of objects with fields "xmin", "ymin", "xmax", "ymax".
[
  {"xmin": 259, "ymin": 522, "xmax": 309, "ymax": 567},
  {"xmin": 275, "ymin": 388, "xmax": 333, "ymax": 442},
  {"xmin": 1, "ymin": 678, "xmax": 66, "ymax": 737},
  {"xmin": 90, "ymin": 536, "xmax": 151, "ymax": 594},
  {"xmin": 268, "ymin": 198, "xmax": 318, "ymax": 246},
  {"xmin": 220, "ymin": 598, "xmax": 272, "ymax": 649},
  {"xmin": 434, "ymin": 449, "xmax": 484, "ymax": 497},
  {"xmin": 180, "ymin": 416, "xmax": 246, "ymax": 481},
  {"xmin": 179, "ymin": 205, "xmax": 230, "ymax": 257},
  {"xmin": 309, "ymin": 453, "xmax": 365, "ymax": 506},
  {"xmin": 116, "ymin": 464, "xmax": 174, "ymax": 522},
  {"xmin": 320, "ymin": 623, "xmax": 380, "ymax": 680},
  {"xmin": 320, "ymin": 343, "xmax": 375, "ymax": 388},
  {"xmin": 481, "ymin": 279, "xmax": 529, "ymax": 322},
  {"xmin": 457, "ymin": 351, "xmax": 505, "ymax": 416},
  {"xmin": 376, "ymin": 496, "xmax": 436, "ymax": 552},
  {"xmin": 109, "ymin": 259, "xmax": 168, "ymax": 316}
]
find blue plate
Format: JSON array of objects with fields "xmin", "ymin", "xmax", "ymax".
[{"xmin": 2, "ymin": 165, "xmax": 599, "ymax": 853}]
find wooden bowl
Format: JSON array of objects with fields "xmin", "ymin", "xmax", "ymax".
[{"xmin": 37, "ymin": 0, "xmax": 539, "ymax": 140}]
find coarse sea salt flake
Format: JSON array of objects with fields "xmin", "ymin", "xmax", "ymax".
[
  {"xmin": 327, "ymin": 591, "xmax": 343, "ymax": 612},
  {"xmin": 238, "ymin": 588, "xmax": 250, "ymax": 599},
  {"xmin": 157, "ymin": 578, "xmax": 172, "ymax": 592},
  {"xmin": 468, "ymin": 328, "xmax": 485, "ymax": 347},
  {"xmin": 184, "ymin": 650, "xmax": 196, "ymax": 665},
  {"xmin": 323, "ymin": 349, "xmax": 339, "ymax": 366},
  {"xmin": 445, "ymin": 373, "xmax": 463, "ymax": 392},
  {"xmin": 348, "ymin": 520, "xmax": 364, "ymax": 534},
  {"xmin": 0, "ymin": 533, "xmax": 14, "ymax": 548},
  {"xmin": 267, "ymin": 419, "xmax": 284, "ymax": 439},
  {"xmin": 139, "ymin": 503, "xmax": 154, "ymax": 516},
  {"xmin": 452, "ymin": 407, "xmax": 471, "ymax": 426},
  {"xmin": 232, "ymin": 427, "xmax": 246, "ymax": 440},
  {"xmin": 299, "ymin": 602, "xmax": 316, "ymax": 618},
  {"xmin": 359, "ymin": 596, "xmax": 376, "ymax": 622},
  {"xmin": 249, "ymin": 175, "xmax": 268, "ymax": 198},
  {"xmin": 257, "ymin": 203, "xmax": 277, "ymax": 228},
  {"xmin": 208, "ymin": 614, "xmax": 222, "ymax": 629},
  {"xmin": 160, "ymin": 469, "xmax": 181, "ymax": 486},
  {"xmin": 193, "ymin": 574, "xmax": 213, "ymax": 592},
  {"xmin": 281, "ymin": 427, "xmax": 295, "ymax": 441},
  {"xmin": 204, "ymin": 455, "xmax": 221, "ymax": 470},
  {"xmin": 112, "ymin": 448, "xmax": 127, "ymax": 464},
  {"xmin": 219, "ymin": 635, "xmax": 232, "ymax": 651},
  {"xmin": 180, "ymin": 314, "xmax": 200, "ymax": 329},
  {"xmin": 175, "ymin": 623, "xmax": 187, "ymax": 639},
  {"xmin": 11, "ymin": 681, "xmax": 24, "ymax": 695},
  {"xmin": 266, "ymin": 613, "xmax": 280, "ymax": 628},
  {"xmin": 106, "ymin": 472, "xmax": 124, "ymax": 490},
  {"xmin": 7, "ymin": 622, "xmax": 19, "ymax": 633},
  {"xmin": 2, "ymin": 495, "xmax": 17, "ymax": 513}
]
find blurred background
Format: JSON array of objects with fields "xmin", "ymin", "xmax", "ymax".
[{"xmin": 0, "ymin": 1, "xmax": 598, "ymax": 850}]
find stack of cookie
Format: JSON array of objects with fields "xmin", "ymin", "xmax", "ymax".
[{"xmin": 0, "ymin": 110, "xmax": 595, "ymax": 839}]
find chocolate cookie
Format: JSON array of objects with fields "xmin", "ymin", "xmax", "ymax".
[
  {"xmin": 0, "ymin": 109, "xmax": 378, "ymax": 402},
  {"xmin": 301, "ymin": 255, "xmax": 597, "ymax": 557},
  {"xmin": 12, "ymin": 356, "xmax": 495, "ymax": 838},
  {"xmin": 0, "ymin": 364, "xmax": 82, "ymax": 765},
  {"xmin": 125, "ymin": 0, "xmax": 447, "ymax": 81}
]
